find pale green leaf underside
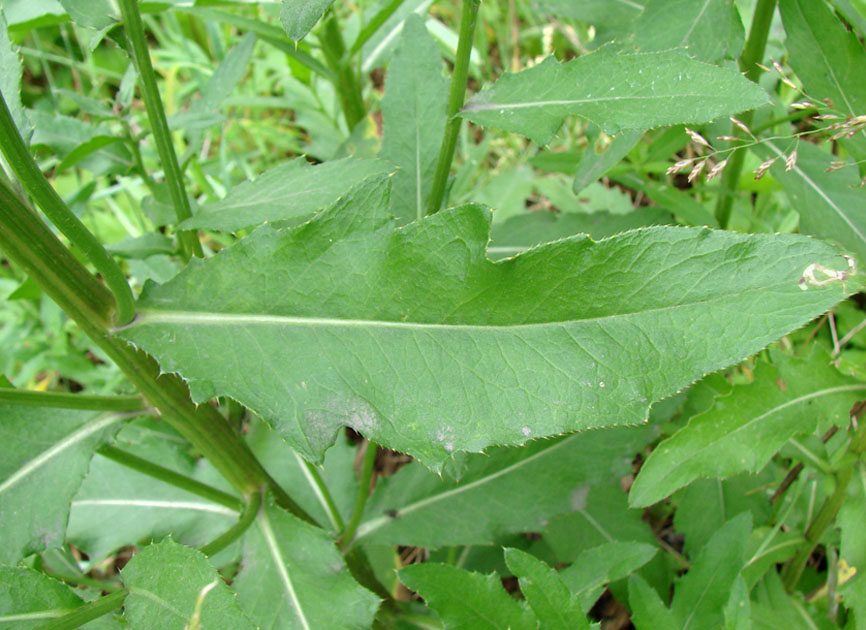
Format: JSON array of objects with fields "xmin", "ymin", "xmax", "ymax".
[
  {"xmin": 121, "ymin": 539, "xmax": 256, "ymax": 630},
  {"xmin": 461, "ymin": 49, "xmax": 768, "ymax": 144},
  {"xmin": 356, "ymin": 425, "xmax": 656, "ymax": 547},
  {"xmin": 233, "ymin": 500, "xmax": 380, "ymax": 630},
  {"xmin": 120, "ymin": 176, "xmax": 857, "ymax": 468},
  {"xmin": 0, "ymin": 404, "xmax": 124, "ymax": 564},
  {"xmin": 629, "ymin": 350, "xmax": 865, "ymax": 507},
  {"xmin": 179, "ymin": 157, "xmax": 391, "ymax": 232},
  {"xmin": 280, "ymin": 0, "xmax": 334, "ymax": 41}
]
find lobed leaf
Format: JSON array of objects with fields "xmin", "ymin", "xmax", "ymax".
[
  {"xmin": 504, "ymin": 548, "xmax": 590, "ymax": 630},
  {"xmin": 461, "ymin": 48, "xmax": 768, "ymax": 145},
  {"xmin": 120, "ymin": 174, "xmax": 858, "ymax": 468},
  {"xmin": 629, "ymin": 350, "xmax": 866, "ymax": 507},
  {"xmin": 399, "ymin": 563, "xmax": 536, "ymax": 630},
  {"xmin": 232, "ymin": 499, "xmax": 380, "ymax": 630},
  {"xmin": 121, "ymin": 539, "xmax": 256, "ymax": 630},
  {"xmin": 178, "ymin": 157, "xmax": 391, "ymax": 232},
  {"xmin": 0, "ymin": 403, "xmax": 125, "ymax": 564}
]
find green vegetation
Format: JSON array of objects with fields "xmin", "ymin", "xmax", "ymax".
[{"xmin": 2, "ymin": 0, "xmax": 866, "ymax": 627}]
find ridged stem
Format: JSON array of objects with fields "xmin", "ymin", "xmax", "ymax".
[
  {"xmin": 339, "ymin": 440, "xmax": 378, "ymax": 550},
  {"xmin": 200, "ymin": 490, "xmax": 263, "ymax": 556},
  {"xmin": 0, "ymin": 178, "xmax": 311, "ymax": 520},
  {"xmin": 426, "ymin": 0, "xmax": 481, "ymax": 215},
  {"xmin": 118, "ymin": 0, "xmax": 202, "ymax": 260},
  {"xmin": 320, "ymin": 13, "xmax": 366, "ymax": 129},
  {"xmin": 0, "ymin": 389, "xmax": 145, "ymax": 412},
  {"xmin": 0, "ymin": 91, "xmax": 136, "ymax": 325}
]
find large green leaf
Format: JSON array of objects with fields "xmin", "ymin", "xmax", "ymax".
[
  {"xmin": 355, "ymin": 425, "xmax": 656, "ymax": 547},
  {"xmin": 0, "ymin": 567, "xmax": 120, "ymax": 629},
  {"xmin": 232, "ymin": 500, "xmax": 380, "ymax": 629},
  {"xmin": 0, "ymin": 404, "xmax": 124, "ymax": 564},
  {"xmin": 839, "ymin": 475, "xmax": 866, "ymax": 629},
  {"xmin": 760, "ymin": 141, "xmax": 866, "ymax": 264},
  {"xmin": 504, "ymin": 548, "xmax": 590, "ymax": 630},
  {"xmin": 280, "ymin": 0, "xmax": 334, "ymax": 42},
  {"xmin": 632, "ymin": 0, "xmax": 744, "ymax": 63},
  {"xmin": 399, "ymin": 563, "xmax": 536, "ymax": 630},
  {"xmin": 179, "ymin": 157, "xmax": 390, "ymax": 232},
  {"xmin": 120, "ymin": 175, "xmax": 858, "ymax": 468},
  {"xmin": 461, "ymin": 48, "xmax": 768, "ymax": 144},
  {"xmin": 121, "ymin": 539, "xmax": 256, "ymax": 630},
  {"xmin": 379, "ymin": 14, "xmax": 448, "ymax": 223},
  {"xmin": 629, "ymin": 350, "xmax": 865, "ymax": 507}
]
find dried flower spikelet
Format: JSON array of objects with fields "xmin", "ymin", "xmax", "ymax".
[
  {"xmin": 685, "ymin": 127, "xmax": 712, "ymax": 148},
  {"xmin": 687, "ymin": 159, "xmax": 707, "ymax": 183},
  {"xmin": 730, "ymin": 117, "xmax": 751, "ymax": 134},
  {"xmin": 815, "ymin": 114, "xmax": 841, "ymax": 120},
  {"xmin": 826, "ymin": 160, "xmax": 847, "ymax": 172},
  {"xmin": 717, "ymin": 135, "xmax": 741, "ymax": 142},
  {"xmin": 785, "ymin": 149, "xmax": 798, "ymax": 171},
  {"xmin": 707, "ymin": 159, "xmax": 728, "ymax": 181},
  {"xmin": 756, "ymin": 62, "xmax": 772, "ymax": 73},
  {"xmin": 825, "ymin": 98, "xmax": 836, "ymax": 109},
  {"xmin": 754, "ymin": 157, "xmax": 777, "ymax": 180},
  {"xmin": 771, "ymin": 58, "xmax": 785, "ymax": 75},
  {"xmin": 666, "ymin": 158, "xmax": 695, "ymax": 175},
  {"xmin": 781, "ymin": 76, "xmax": 799, "ymax": 90},
  {"xmin": 791, "ymin": 101, "xmax": 814, "ymax": 110}
]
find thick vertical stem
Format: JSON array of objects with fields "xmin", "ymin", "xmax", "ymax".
[
  {"xmin": 0, "ymin": 178, "xmax": 311, "ymax": 520},
  {"xmin": 339, "ymin": 440, "xmax": 378, "ymax": 550},
  {"xmin": 714, "ymin": 0, "xmax": 778, "ymax": 227},
  {"xmin": 0, "ymin": 92, "xmax": 136, "ymax": 325},
  {"xmin": 321, "ymin": 14, "xmax": 366, "ymax": 129},
  {"xmin": 426, "ymin": 0, "xmax": 482, "ymax": 215},
  {"xmin": 118, "ymin": 0, "xmax": 202, "ymax": 260}
]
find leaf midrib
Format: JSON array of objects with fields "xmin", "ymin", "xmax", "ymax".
[
  {"xmin": 465, "ymin": 92, "xmax": 729, "ymax": 112},
  {"xmin": 129, "ymin": 280, "xmax": 795, "ymax": 332}
]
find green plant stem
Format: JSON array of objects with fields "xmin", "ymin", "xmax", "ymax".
[
  {"xmin": 426, "ymin": 0, "xmax": 481, "ymax": 215},
  {"xmin": 714, "ymin": 0, "xmax": 777, "ymax": 227},
  {"xmin": 97, "ymin": 444, "xmax": 244, "ymax": 510},
  {"xmin": 320, "ymin": 13, "xmax": 366, "ymax": 129},
  {"xmin": 0, "ymin": 389, "xmax": 146, "ymax": 412},
  {"xmin": 349, "ymin": 0, "xmax": 404, "ymax": 55},
  {"xmin": 118, "ymin": 0, "xmax": 202, "ymax": 261},
  {"xmin": 298, "ymin": 453, "xmax": 346, "ymax": 531},
  {"xmin": 0, "ymin": 92, "xmax": 136, "ymax": 326},
  {"xmin": 0, "ymin": 178, "xmax": 311, "ymax": 521},
  {"xmin": 44, "ymin": 571, "xmax": 124, "ymax": 592},
  {"xmin": 34, "ymin": 589, "xmax": 128, "ymax": 630},
  {"xmin": 340, "ymin": 440, "xmax": 378, "ymax": 550},
  {"xmin": 782, "ymin": 421, "xmax": 866, "ymax": 591},
  {"xmin": 200, "ymin": 490, "xmax": 263, "ymax": 556}
]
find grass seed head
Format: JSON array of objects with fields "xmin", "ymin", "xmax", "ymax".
[
  {"xmin": 785, "ymin": 149, "xmax": 798, "ymax": 171},
  {"xmin": 754, "ymin": 157, "xmax": 777, "ymax": 180},
  {"xmin": 707, "ymin": 159, "xmax": 728, "ymax": 181},
  {"xmin": 685, "ymin": 127, "xmax": 711, "ymax": 149},
  {"xmin": 687, "ymin": 159, "xmax": 707, "ymax": 183}
]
